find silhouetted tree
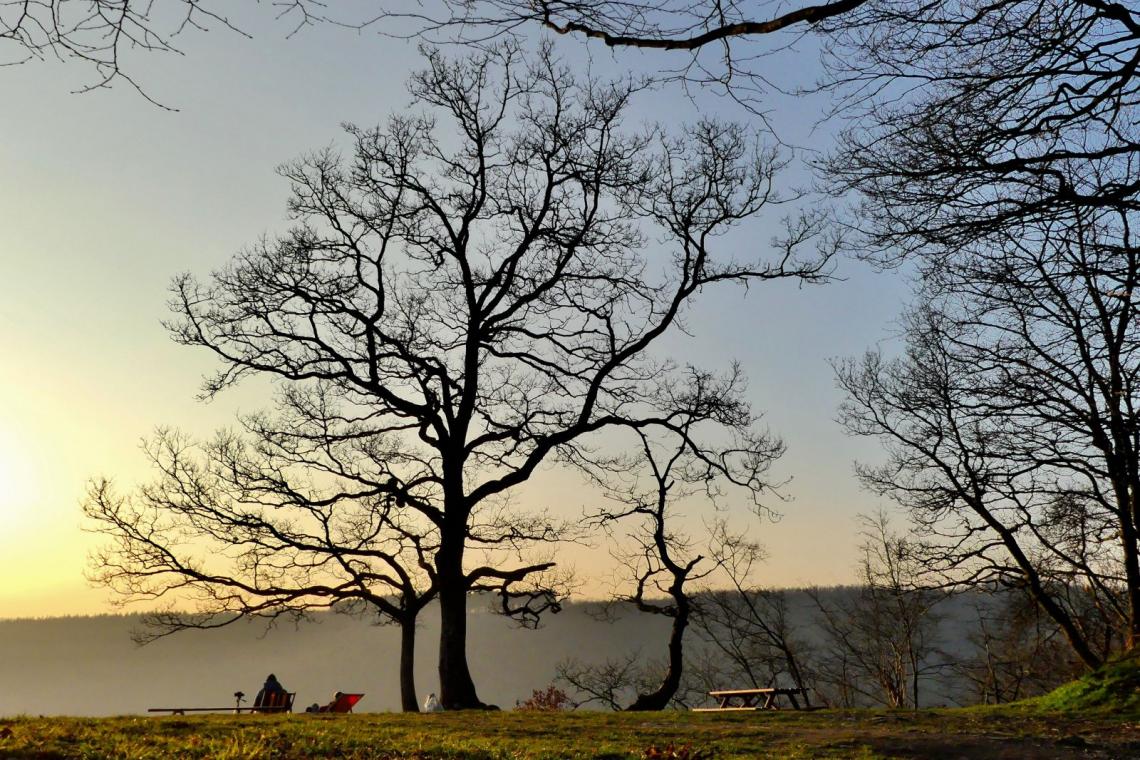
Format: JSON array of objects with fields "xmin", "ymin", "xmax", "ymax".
[
  {"xmin": 827, "ymin": 1, "xmax": 1140, "ymax": 667},
  {"xmin": 87, "ymin": 43, "xmax": 832, "ymax": 709},
  {"xmin": 85, "ymin": 424, "xmax": 445, "ymax": 712},
  {"xmin": 578, "ymin": 373, "xmax": 782, "ymax": 711},
  {"xmin": 690, "ymin": 536, "xmax": 814, "ymax": 704},
  {"xmin": 836, "ymin": 206, "xmax": 1140, "ymax": 664},
  {"xmin": 555, "ymin": 652, "xmax": 646, "ymax": 710},
  {"xmin": 809, "ymin": 513, "xmax": 946, "ymax": 709}
]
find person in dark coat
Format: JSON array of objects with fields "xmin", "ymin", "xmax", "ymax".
[{"xmin": 254, "ymin": 673, "xmax": 288, "ymax": 711}]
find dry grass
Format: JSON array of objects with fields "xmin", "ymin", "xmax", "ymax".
[{"xmin": 0, "ymin": 705, "xmax": 1138, "ymax": 759}]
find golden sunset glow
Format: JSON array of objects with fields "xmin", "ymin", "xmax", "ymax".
[{"xmin": 0, "ymin": 426, "xmax": 38, "ymax": 533}]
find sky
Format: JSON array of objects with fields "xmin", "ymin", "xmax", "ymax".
[{"xmin": 0, "ymin": 8, "xmax": 912, "ymax": 619}]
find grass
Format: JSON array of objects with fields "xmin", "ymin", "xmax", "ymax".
[
  {"xmin": 3, "ymin": 669, "xmax": 1140, "ymax": 760},
  {"xmin": 0, "ymin": 711, "xmax": 900, "ymax": 760},
  {"xmin": 1028, "ymin": 651, "xmax": 1140, "ymax": 713}
]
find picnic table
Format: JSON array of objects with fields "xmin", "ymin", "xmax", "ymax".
[{"xmin": 693, "ymin": 687, "xmax": 810, "ymax": 711}]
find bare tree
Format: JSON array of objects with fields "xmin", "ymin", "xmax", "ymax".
[
  {"xmin": 555, "ymin": 651, "xmax": 648, "ymax": 710},
  {"xmin": 590, "ymin": 443, "xmax": 722, "ymax": 711},
  {"xmin": 835, "ymin": 205, "xmax": 1140, "ymax": 664},
  {"xmin": 574, "ymin": 368, "xmax": 783, "ymax": 711},
  {"xmin": 808, "ymin": 513, "xmax": 947, "ymax": 709},
  {"xmin": 86, "ymin": 43, "xmax": 831, "ymax": 709},
  {"xmin": 690, "ymin": 534, "xmax": 815, "ymax": 704},
  {"xmin": 85, "ymin": 422, "xmax": 444, "ymax": 712}
]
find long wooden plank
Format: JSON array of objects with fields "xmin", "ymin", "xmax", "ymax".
[
  {"xmin": 708, "ymin": 689, "xmax": 777, "ymax": 696},
  {"xmin": 691, "ymin": 707, "xmax": 762, "ymax": 712},
  {"xmin": 708, "ymin": 688, "xmax": 806, "ymax": 696},
  {"xmin": 147, "ymin": 706, "xmax": 290, "ymax": 714}
]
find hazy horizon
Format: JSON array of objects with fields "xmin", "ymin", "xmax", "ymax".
[{"xmin": 0, "ymin": 591, "xmax": 976, "ymax": 717}]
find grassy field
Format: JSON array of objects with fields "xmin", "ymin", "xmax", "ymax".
[{"xmin": 1, "ymin": 705, "xmax": 1138, "ymax": 760}]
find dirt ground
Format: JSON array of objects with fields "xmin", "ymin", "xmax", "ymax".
[{"xmin": 799, "ymin": 712, "xmax": 1140, "ymax": 759}]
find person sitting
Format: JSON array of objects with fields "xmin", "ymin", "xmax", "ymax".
[
  {"xmin": 318, "ymin": 692, "xmax": 345, "ymax": 713},
  {"xmin": 253, "ymin": 673, "xmax": 288, "ymax": 712}
]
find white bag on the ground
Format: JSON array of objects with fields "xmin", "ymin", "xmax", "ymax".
[{"xmin": 423, "ymin": 692, "xmax": 444, "ymax": 712}]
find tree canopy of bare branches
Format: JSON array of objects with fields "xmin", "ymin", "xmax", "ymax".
[
  {"xmin": 0, "ymin": 1, "xmax": 248, "ymax": 102},
  {"xmin": 86, "ymin": 424, "xmax": 443, "ymax": 712},
  {"xmin": 573, "ymin": 372, "xmax": 783, "ymax": 710},
  {"xmin": 836, "ymin": 201, "xmax": 1140, "ymax": 666},
  {"xmin": 827, "ymin": 1, "xmax": 1140, "ymax": 260},
  {"xmin": 85, "ymin": 42, "xmax": 832, "ymax": 709},
  {"xmin": 825, "ymin": 0, "xmax": 1140, "ymax": 667}
]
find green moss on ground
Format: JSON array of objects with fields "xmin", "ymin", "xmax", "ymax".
[{"xmin": 1027, "ymin": 653, "xmax": 1140, "ymax": 714}]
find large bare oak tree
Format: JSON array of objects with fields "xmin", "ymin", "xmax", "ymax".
[{"xmin": 86, "ymin": 43, "xmax": 831, "ymax": 709}]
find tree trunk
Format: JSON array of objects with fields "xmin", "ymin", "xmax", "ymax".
[
  {"xmin": 437, "ymin": 532, "xmax": 482, "ymax": 709},
  {"xmin": 626, "ymin": 600, "xmax": 689, "ymax": 711},
  {"xmin": 781, "ymin": 645, "xmax": 812, "ymax": 707},
  {"xmin": 1122, "ymin": 483, "xmax": 1140, "ymax": 650},
  {"xmin": 399, "ymin": 616, "xmax": 420, "ymax": 712},
  {"xmin": 1027, "ymin": 575, "xmax": 1103, "ymax": 670},
  {"xmin": 911, "ymin": 657, "xmax": 920, "ymax": 710}
]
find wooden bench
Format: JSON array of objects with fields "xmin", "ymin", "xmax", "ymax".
[
  {"xmin": 149, "ymin": 692, "xmax": 296, "ymax": 715},
  {"xmin": 693, "ymin": 687, "xmax": 809, "ymax": 711}
]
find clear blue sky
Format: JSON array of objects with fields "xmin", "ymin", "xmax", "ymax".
[{"xmin": 0, "ymin": 9, "xmax": 911, "ymax": 618}]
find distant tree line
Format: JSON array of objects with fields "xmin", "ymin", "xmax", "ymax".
[{"xmin": 556, "ymin": 513, "xmax": 1085, "ymax": 710}]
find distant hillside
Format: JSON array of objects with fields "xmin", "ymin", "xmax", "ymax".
[
  {"xmin": 0, "ymin": 589, "xmax": 1003, "ymax": 716},
  {"xmin": 0, "ymin": 600, "xmax": 672, "ymax": 716}
]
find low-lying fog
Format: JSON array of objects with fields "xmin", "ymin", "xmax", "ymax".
[
  {"xmin": 0, "ymin": 600, "xmax": 672, "ymax": 716},
  {"xmin": 2, "ymin": 590, "xmax": 987, "ymax": 716}
]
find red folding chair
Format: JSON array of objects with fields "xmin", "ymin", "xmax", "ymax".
[{"xmin": 318, "ymin": 692, "xmax": 364, "ymax": 713}]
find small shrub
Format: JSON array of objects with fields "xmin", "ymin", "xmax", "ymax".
[
  {"xmin": 643, "ymin": 742, "xmax": 715, "ymax": 760},
  {"xmin": 516, "ymin": 685, "xmax": 572, "ymax": 711}
]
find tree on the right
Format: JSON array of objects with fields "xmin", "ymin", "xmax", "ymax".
[
  {"xmin": 836, "ymin": 198, "xmax": 1140, "ymax": 666},
  {"xmin": 825, "ymin": 1, "xmax": 1140, "ymax": 254},
  {"xmin": 824, "ymin": 1, "xmax": 1140, "ymax": 667}
]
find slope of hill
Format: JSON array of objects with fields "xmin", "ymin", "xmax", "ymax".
[{"xmin": 1029, "ymin": 653, "xmax": 1140, "ymax": 714}]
